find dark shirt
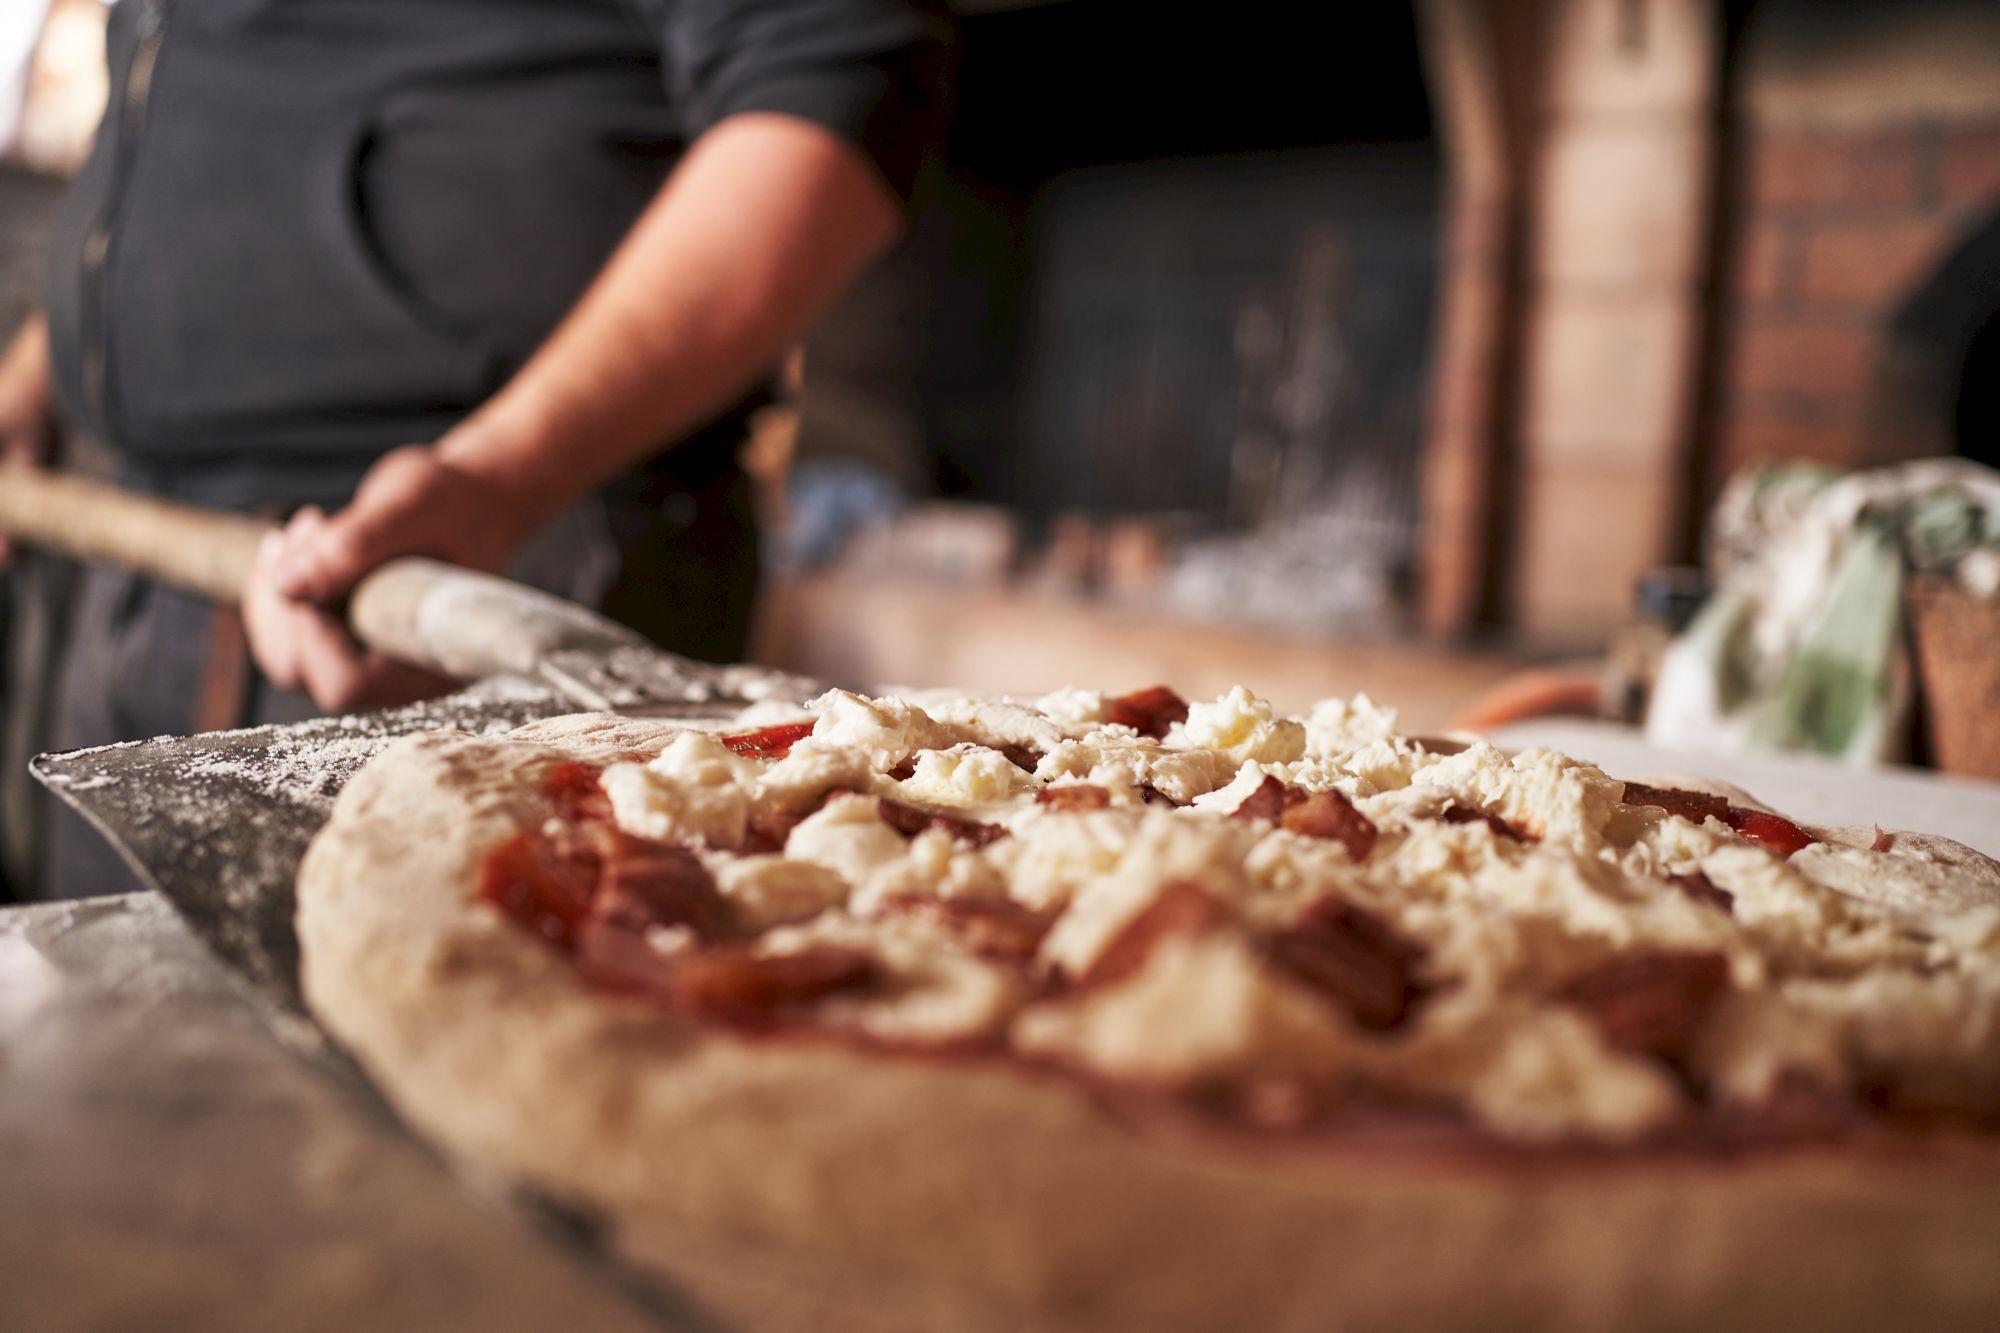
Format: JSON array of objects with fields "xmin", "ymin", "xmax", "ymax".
[{"xmin": 43, "ymin": 0, "xmax": 955, "ymax": 509}]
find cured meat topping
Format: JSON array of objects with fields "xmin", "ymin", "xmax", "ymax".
[
  {"xmin": 878, "ymin": 893, "xmax": 1057, "ymax": 966},
  {"xmin": 718, "ymin": 720, "xmax": 817, "ymax": 760},
  {"xmin": 1262, "ymin": 895, "xmax": 1429, "ymax": 1032},
  {"xmin": 673, "ymin": 946, "xmax": 881, "ymax": 1024},
  {"xmin": 543, "ymin": 761, "xmax": 612, "ymax": 824},
  {"xmin": 1721, "ymin": 807, "xmax": 1817, "ymax": 857},
  {"xmin": 1619, "ymin": 782, "xmax": 1729, "ymax": 824},
  {"xmin": 1080, "ymin": 881, "xmax": 1229, "ymax": 989},
  {"xmin": 1230, "ymin": 776, "xmax": 1378, "ymax": 861},
  {"xmin": 876, "ymin": 797, "xmax": 1009, "ymax": 848},
  {"xmin": 460, "ymin": 680, "xmax": 1992, "ymax": 1146},
  {"xmin": 1438, "ymin": 803, "xmax": 1535, "ymax": 842},
  {"xmin": 1556, "ymin": 950, "xmax": 1730, "ymax": 1071},
  {"xmin": 1105, "ymin": 685, "xmax": 1191, "ymax": 740},
  {"xmin": 1620, "ymin": 781, "xmax": 1817, "ymax": 857},
  {"xmin": 480, "ymin": 831, "xmax": 601, "ymax": 950},
  {"xmin": 1668, "ymin": 870, "xmax": 1735, "ymax": 915}
]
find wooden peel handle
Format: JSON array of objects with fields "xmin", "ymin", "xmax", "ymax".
[
  {"xmin": 346, "ymin": 557, "xmax": 644, "ymax": 679},
  {"xmin": 0, "ymin": 459, "xmax": 272, "ymax": 602},
  {"xmin": 0, "ymin": 460, "xmax": 645, "ymax": 684}
]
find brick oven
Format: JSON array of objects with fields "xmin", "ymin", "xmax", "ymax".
[
  {"xmin": 1419, "ymin": 0, "xmax": 2000, "ymax": 645},
  {"xmin": 1718, "ymin": 1, "xmax": 2000, "ymax": 477},
  {"xmin": 772, "ymin": 0, "xmax": 2000, "ymax": 710}
]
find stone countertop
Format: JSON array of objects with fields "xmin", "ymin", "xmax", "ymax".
[{"xmin": 0, "ymin": 892, "xmax": 703, "ymax": 1333}]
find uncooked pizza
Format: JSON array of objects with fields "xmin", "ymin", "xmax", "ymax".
[{"xmin": 297, "ymin": 684, "xmax": 2000, "ymax": 1333}]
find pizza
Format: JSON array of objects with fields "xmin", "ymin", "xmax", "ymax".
[{"xmin": 296, "ymin": 684, "xmax": 2000, "ymax": 1332}]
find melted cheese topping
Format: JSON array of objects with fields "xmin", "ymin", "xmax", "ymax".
[{"xmin": 600, "ymin": 686, "xmax": 2000, "ymax": 1142}]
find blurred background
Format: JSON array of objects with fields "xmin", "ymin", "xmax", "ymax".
[{"xmin": 3, "ymin": 0, "xmax": 1997, "ymax": 743}]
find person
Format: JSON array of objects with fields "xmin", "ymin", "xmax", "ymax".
[{"xmin": 0, "ymin": 0, "xmax": 957, "ymax": 898}]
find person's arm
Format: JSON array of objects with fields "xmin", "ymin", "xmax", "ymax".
[
  {"xmin": 0, "ymin": 313, "xmax": 57, "ymax": 565},
  {"xmin": 244, "ymin": 113, "xmax": 903, "ymax": 710}
]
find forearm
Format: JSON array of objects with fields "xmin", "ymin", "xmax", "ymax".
[
  {"xmin": 435, "ymin": 112, "xmax": 903, "ymax": 535},
  {"xmin": 0, "ymin": 314, "xmax": 52, "ymax": 416}
]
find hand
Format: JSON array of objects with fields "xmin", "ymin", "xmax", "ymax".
[
  {"xmin": 0, "ymin": 315, "xmax": 59, "ymax": 566},
  {"xmin": 242, "ymin": 444, "xmax": 540, "ymax": 711}
]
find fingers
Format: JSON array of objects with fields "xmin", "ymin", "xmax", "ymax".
[
  {"xmin": 0, "ymin": 433, "xmax": 29, "ymax": 566},
  {"xmin": 244, "ymin": 532, "xmax": 300, "ymax": 689},
  {"xmin": 273, "ymin": 502, "xmax": 368, "ymax": 604},
  {"xmin": 246, "ymin": 528, "xmax": 370, "ymax": 710},
  {"xmin": 247, "ymin": 527, "xmax": 459, "ymax": 712}
]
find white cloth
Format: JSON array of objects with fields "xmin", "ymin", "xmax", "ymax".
[{"xmin": 1646, "ymin": 459, "xmax": 2000, "ymax": 765}]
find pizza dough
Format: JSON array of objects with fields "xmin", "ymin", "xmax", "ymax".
[{"xmin": 297, "ymin": 687, "xmax": 2000, "ymax": 1332}]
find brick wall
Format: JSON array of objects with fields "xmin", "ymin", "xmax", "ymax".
[
  {"xmin": 1715, "ymin": 6, "xmax": 2000, "ymax": 479},
  {"xmin": 1418, "ymin": 0, "xmax": 1722, "ymax": 644}
]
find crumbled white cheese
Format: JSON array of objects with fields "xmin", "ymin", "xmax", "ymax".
[
  {"xmin": 1014, "ymin": 932, "xmax": 1357, "ymax": 1083},
  {"xmin": 1173, "ymin": 686, "xmax": 1306, "ymax": 764},
  {"xmin": 804, "ymin": 689, "xmax": 965, "ymax": 770},
  {"xmin": 601, "ymin": 731, "xmax": 754, "ymax": 848},
  {"xmin": 586, "ymin": 680, "xmax": 2000, "ymax": 1142},
  {"xmin": 898, "ymin": 743, "xmax": 1035, "ymax": 810},
  {"xmin": 1034, "ymin": 687, "xmax": 1110, "ymax": 733},
  {"xmin": 782, "ymin": 794, "xmax": 912, "ymax": 890},
  {"xmin": 704, "ymin": 852, "xmax": 851, "ymax": 931},
  {"xmin": 1036, "ymin": 811, "xmax": 1260, "ymax": 979},
  {"xmin": 907, "ymin": 693, "xmax": 1071, "ymax": 754},
  {"xmin": 762, "ymin": 913, "xmax": 1028, "ymax": 1043},
  {"xmin": 1303, "ymin": 693, "xmax": 1400, "ymax": 756},
  {"xmin": 1034, "ymin": 737, "xmax": 1231, "ymax": 807}
]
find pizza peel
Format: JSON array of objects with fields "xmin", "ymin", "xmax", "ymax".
[{"xmin": 2, "ymin": 461, "xmax": 823, "ymax": 1021}]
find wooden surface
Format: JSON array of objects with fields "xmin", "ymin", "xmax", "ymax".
[{"xmin": 0, "ymin": 893, "xmax": 700, "ymax": 1333}]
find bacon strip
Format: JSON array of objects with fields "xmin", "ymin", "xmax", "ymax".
[
  {"xmin": 672, "ymin": 946, "xmax": 880, "ymax": 1024},
  {"xmin": 1230, "ymin": 775, "xmax": 1291, "ymax": 822},
  {"xmin": 1262, "ymin": 895, "xmax": 1428, "ymax": 1031},
  {"xmin": 1079, "ymin": 881, "xmax": 1229, "ymax": 989},
  {"xmin": 998, "ymin": 743, "xmax": 1045, "ymax": 774},
  {"xmin": 742, "ymin": 788, "xmax": 847, "ymax": 855},
  {"xmin": 1035, "ymin": 784, "xmax": 1112, "ymax": 812},
  {"xmin": 575, "ymin": 835, "xmax": 737, "ymax": 992},
  {"xmin": 878, "ymin": 893, "xmax": 1057, "ymax": 966},
  {"xmin": 1438, "ymin": 803, "xmax": 1534, "ymax": 842},
  {"xmin": 1281, "ymin": 790, "xmax": 1378, "ymax": 861},
  {"xmin": 1556, "ymin": 950, "xmax": 1730, "ymax": 1070},
  {"xmin": 1722, "ymin": 806, "xmax": 1817, "ymax": 857},
  {"xmin": 877, "ymin": 797, "xmax": 1009, "ymax": 848},
  {"xmin": 1229, "ymin": 776, "xmax": 1377, "ymax": 861},
  {"xmin": 1619, "ymin": 781, "xmax": 1728, "ymax": 824},
  {"xmin": 1106, "ymin": 685, "xmax": 1190, "ymax": 740},
  {"xmin": 718, "ymin": 720, "xmax": 817, "ymax": 760},
  {"xmin": 1621, "ymin": 780, "xmax": 1817, "ymax": 858},
  {"xmin": 1668, "ymin": 870, "xmax": 1735, "ymax": 915}
]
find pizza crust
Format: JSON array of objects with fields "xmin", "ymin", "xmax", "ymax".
[{"xmin": 299, "ymin": 728, "xmax": 2000, "ymax": 1332}]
